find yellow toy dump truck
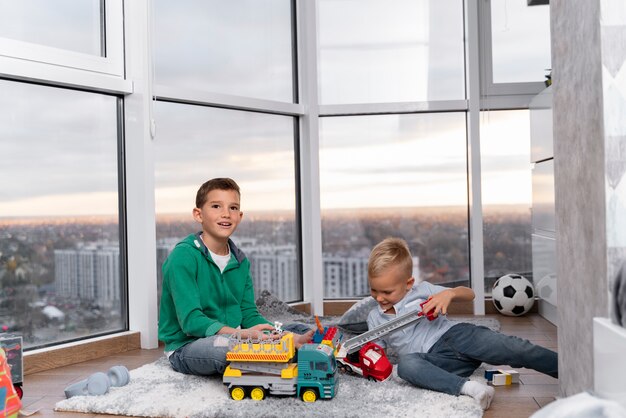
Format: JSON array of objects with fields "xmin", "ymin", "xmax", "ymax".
[{"xmin": 223, "ymin": 332, "xmax": 338, "ymax": 402}]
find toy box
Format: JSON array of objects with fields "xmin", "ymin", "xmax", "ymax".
[
  {"xmin": 0, "ymin": 347, "xmax": 21, "ymax": 417},
  {"xmin": 0, "ymin": 334, "xmax": 23, "ymax": 386}
]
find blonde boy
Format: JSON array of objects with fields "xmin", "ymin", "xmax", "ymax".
[{"xmin": 366, "ymin": 238, "xmax": 558, "ymax": 410}]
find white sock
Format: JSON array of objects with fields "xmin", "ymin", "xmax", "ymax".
[{"xmin": 460, "ymin": 380, "xmax": 495, "ymax": 410}]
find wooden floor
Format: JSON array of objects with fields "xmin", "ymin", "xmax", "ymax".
[{"xmin": 19, "ymin": 313, "xmax": 558, "ymax": 418}]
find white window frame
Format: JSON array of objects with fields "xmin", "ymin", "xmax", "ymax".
[
  {"xmin": 0, "ymin": 0, "xmax": 124, "ymax": 77},
  {"xmin": 0, "ymin": 0, "xmax": 129, "ymax": 95},
  {"xmin": 478, "ymin": 0, "xmax": 547, "ymax": 108},
  {"xmin": 3, "ymin": 0, "xmax": 555, "ymax": 353},
  {"xmin": 154, "ymin": 86, "xmax": 305, "ymax": 116},
  {"xmin": 0, "ymin": 1, "xmax": 136, "ymax": 348}
]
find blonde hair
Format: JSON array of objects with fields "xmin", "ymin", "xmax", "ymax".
[{"xmin": 368, "ymin": 237, "xmax": 413, "ymax": 280}]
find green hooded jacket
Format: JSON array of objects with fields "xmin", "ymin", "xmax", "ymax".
[{"xmin": 158, "ymin": 233, "xmax": 270, "ymax": 352}]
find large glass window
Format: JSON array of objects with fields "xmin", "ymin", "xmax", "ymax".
[
  {"xmin": 153, "ymin": 102, "xmax": 300, "ymax": 302},
  {"xmin": 480, "ymin": 110, "xmax": 532, "ymax": 293},
  {"xmin": 0, "ymin": 0, "xmax": 104, "ymax": 56},
  {"xmin": 319, "ymin": 113, "xmax": 469, "ymax": 298},
  {"xmin": 0, "ymin": 80, "xmax": 125, "ymax": 349},
  {"xmin": 153, "ymin": 0, "xmax": 295, "ymax": 102},
  {"xmin": 490, "ymin": 0, "xmax": 551, "ymax": 84},
  {"xmin": 318, "ymin": 0, "xmax": 465, "ymax": 104}
]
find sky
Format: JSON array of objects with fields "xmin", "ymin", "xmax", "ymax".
[
  {"xmin": 0, "ymin": 0, "xmax": 102, "ymax": 56},
  {"xmin": 0, "ymin": 0, "xmax": 546, "ymax": 218}
]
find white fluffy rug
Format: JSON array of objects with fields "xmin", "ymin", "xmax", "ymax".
[
  {"xmin": 55, "ymin": 294, "xmax": 499, "ymax": 417},
  {"xmin": 55, "ymin": 356, "xmax": 487, "ymax": 418}
]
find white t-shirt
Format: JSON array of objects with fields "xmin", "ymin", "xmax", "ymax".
[{"xmin": 209, "ymin": 248, "xmax": 231, "ymax": 273}]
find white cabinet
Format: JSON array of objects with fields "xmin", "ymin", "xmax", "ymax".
[{"xmin": 530, "ymin": 86, "xmax": 558, "ymax": 326}]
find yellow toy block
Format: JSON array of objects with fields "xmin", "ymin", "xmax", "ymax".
[
  {"xmin": 499, "ymin": 369, "xmax": 520, "ymax": 384},
  {"xmin": 491, "ymin": 369, "xmax": 520, "ymax": 386}
]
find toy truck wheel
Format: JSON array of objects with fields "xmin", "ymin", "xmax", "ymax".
[
  {"xmin": 250, "ymin": 387, "xmax": 266, "ymax": 401},
  {"xmin": 367, "ymin": 376, "xmax": 377, "ymax": 382},
  {"xmin": 301, "ymin": 388, "xmax": 318, "ymax": 403},
  {"xmin": 229, "ymin": 386, "xmax": 246, "ymax": 401}
]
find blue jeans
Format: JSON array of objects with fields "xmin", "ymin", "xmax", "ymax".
[
  {"xmin": 168, "ymin": 322, "xmax": 312, "ymax": 376},
  {"xmin": 397, "ymin": 323, "xmax": 558, "ymax": 395}
]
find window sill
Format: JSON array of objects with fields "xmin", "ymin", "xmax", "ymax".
[{"xmin": 24, "ymin": 331, "xmax": 141, "ymax": 375}]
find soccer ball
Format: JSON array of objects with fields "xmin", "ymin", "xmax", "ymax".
[{"xmin": 492, "ymin": 274, "xmax": 535, "ymax": 316}]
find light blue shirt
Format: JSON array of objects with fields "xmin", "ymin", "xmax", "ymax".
[{"xmin": 366, "ymin": 281, "xmax": 455, "ymax": 356}]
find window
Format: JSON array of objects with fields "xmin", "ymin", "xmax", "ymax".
[
  {"xmin": 480, "ymin": 110, "xmax": 532, "ymax": 293},
  {"xmin": 0, "ymin": 0, "xmax": 103, "ymax": 55},
  {"xmin": 490, "ymin": 0, "xmax": 551, "ymax": 84},
  {"xmin": 0, "ymin": 2, "xmax": 554, "ymax": 353},
  {"xmin": 153, "ymin": 102, "xmax": 301, "ymax": 302},
  {"xmin": 315, "ymin": 361, "xmax": 329, "ymax": 372},
  {"xmin": 153, "ymin": 0, "xmax": 295, "ymax": 102},
  {"xmin": 0, "ymin": 0, "xmax": 124, "ymax": 76},
  {"xmin": 0, "ymin": 80, "xmax": 125, "ymax": 349},
  {"xmin": 479, "ymin": 0, "xmax": 551, "ymax": 97},
  {"xmin": 319, "ymin": 113, "xmax": 469, "ymax": 298},
  {"xmin": 318, "ymin": 0, "xmax": 465, "ymax": 104}
]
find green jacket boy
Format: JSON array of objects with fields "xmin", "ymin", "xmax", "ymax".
[
  {"xmin": 158, "ymin": 178, "xmax": 313, "ymax": 377},
  {"xmin": 158, "ymin": 233, "xmax": 269, "ymax": 353}
]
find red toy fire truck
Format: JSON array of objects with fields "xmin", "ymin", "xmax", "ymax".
[
  {"xmin": 337, "ymin": 341, "xmax": 392, "ymax": 381},
  {"xmin": 335, "ymin": 299, "xmax": 436, "ymax": 382}
]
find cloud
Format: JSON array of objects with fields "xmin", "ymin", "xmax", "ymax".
[
  {"xmin": 153, "ymin": 0, "xmax": 293, "ymax": 101},
  {"xmin": 0, "ymin": 2, "xmax": 544, "ymax": 216},
  {"xmin": 153, "ymin": 101, "xmax": 296, "ymax": 191},
  {"xmin": 318, "ymin": 0, "xmax": 465, "ymax": 104},
  {"xmin": 0, "ymin": 80, "xmax": 119, "ymax": 209}
]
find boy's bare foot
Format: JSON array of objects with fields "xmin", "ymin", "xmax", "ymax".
[
  {"xmin": 461, "ymin": 380, "xmax": 495, "ymax": 410},
  {"xmin": 292, "ymin": 329, "xmax": 315, "ymax": 348}
]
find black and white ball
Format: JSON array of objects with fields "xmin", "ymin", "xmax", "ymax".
[{"xmin": 492, "ymin": 274, "xmax": 535, "ymax": 316}]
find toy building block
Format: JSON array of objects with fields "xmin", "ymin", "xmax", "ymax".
[
  {"xmin": 492, "ymin": 372, "xmax": 512, "ymax": 386},
  {"xmin": 500, "ymin": 369, "xmax": 520, "ymax": 384},
  {"xmin": 484, "ymin": 369, "xmax": 520, "ymax": 386},
  {"xmin": 484, "ymin": 369, "xmax": 499, "ymax": 381},
  {"xmin": 311, "ymin": 316, "xmax": 326, "ymax": 344},
  {"xmin": 321, "ymin": 327, "xmax": 342, "ymax": 349}
]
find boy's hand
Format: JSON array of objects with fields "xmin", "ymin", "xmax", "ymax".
[
  {"xmin": 421, "ymin": 286, "xmax": 475, "ymax": 318},
  {"xmin": 237, "ymin": 324, "xmax": 276, "ymax": 340},
  {"xmin": 422, "ymin": 290, "xmax": 454, "ymax": 318},
  {"xmin": 249, "ymin": 323, "xmax": 276, "ymax": 333}
]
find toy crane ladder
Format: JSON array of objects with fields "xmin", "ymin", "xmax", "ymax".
[{"xmin": 337, "ymin": 301, "xmax": 435, "ymax": 357}]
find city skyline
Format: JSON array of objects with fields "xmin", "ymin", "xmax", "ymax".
[
  {"xmin": 0, "ymin": 202, "xmax": 531, "ymax": 223},
  {"xmin": 0, "ymin": 203, "xmax": 530, "ymax": 348}
]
